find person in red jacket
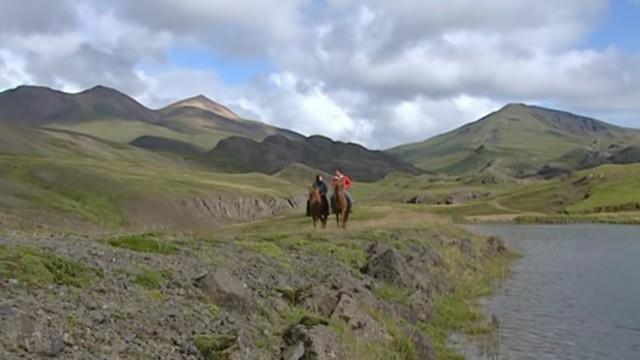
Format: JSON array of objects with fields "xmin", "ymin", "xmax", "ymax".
[{"xmin": 331, "ymin": 168, "xmax": 353, "ymax": 212}]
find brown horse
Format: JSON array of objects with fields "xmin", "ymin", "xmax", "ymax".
[
  {"xmin": 333, "ymin": 181, "xmax": 349, "ymax": 229},
  {"xmin": 308, "ymin": 187, "xmax": 327, "ymax": 228}
]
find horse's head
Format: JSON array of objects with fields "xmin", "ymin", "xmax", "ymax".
[{"xmin": 334, "ymin": 180, "xmax": 344, "ymax": 193}]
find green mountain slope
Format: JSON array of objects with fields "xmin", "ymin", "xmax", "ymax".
[
  {"xmin": 0, "ymin": 124, "xmax": 303, "ymax": 230},
  {"xmin": 0, "ymin": 85, "xmax": 303, "ymax": 151},
  {"xmin": 389, "ymin": 104, "xmax": 640, "ymax": 176}
]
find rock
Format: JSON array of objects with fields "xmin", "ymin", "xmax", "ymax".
[
  {"xmin": 0, "ymin": 302, "xmax": 16, "ymax": 318},
  {"xmin": 282, "ymin": 325, "xmax": 341, "ymax": 360},
  {"xmin": 330, "ymin": 293, "xmax": 389, "ymax": 341},
  {"xmin": 406, "ymin": 195, "xmax": 424, "ymax": 204},
  {"xmin": 282, "ymin": 342, "xmax": 305, "ymax": 360},
  {"xmin": 361, "ymin": 243, "xmax": 411, "ymax": 286},
  {"xmin": 62, "ymin": 333, "xmax": 75, "ymax": 346},
  {"xmin": 90, "ymin": 310, "xmax": 109, "ymax": 324},
  {"xmin": 409, "ymin": 328, "xmax": 436, "ymax": 360},
  {"xmin": 193, "ymin": 270, "xmax": 254, "ymax": 313},
  {"xmin": 486, "ymin": 236, "xmax": 506, "ymax": 255},
  {"xmin": 43, "ymin": 331, "xmax": 66, "ymax": 358},
  {"xmin": 301, "ymin": 286, "xmax": 339, "ymax": 318},
  {"xmin": 458, "ymin": 238, "xmax": 474, "ymax": 257}
]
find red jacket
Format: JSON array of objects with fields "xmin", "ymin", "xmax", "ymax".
[{"xmin": 333, "ymin": 175, "xmax": 353, "ymax": 191}]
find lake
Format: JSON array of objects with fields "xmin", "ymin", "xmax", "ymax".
[{"xmin": 464, "ymin": 224, "xmax": 640, "ymax": 360}]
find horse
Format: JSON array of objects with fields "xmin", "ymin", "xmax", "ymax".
[
  {"xmin": 308, "ymin": 186, "xmax": 327, "ymax": 228},
  {"xmin": 333, "ymin": 181, "xmax": 349, "ymax": 229}
]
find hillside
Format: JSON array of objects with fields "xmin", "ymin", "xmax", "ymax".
[
  {"xmin": 0, "ymin": 123, "xmax": 304, "ymax": 230},
  {"xmin": 0, "ymin": 85, "xmax": 302, "ymax": 151},
  {"xmin": 209, "ymin": 134, "xmax": 424, "ymax": 181},
  {"xmin": 389, "ymin": 103, "xmax": 640, "ymax": 176}
]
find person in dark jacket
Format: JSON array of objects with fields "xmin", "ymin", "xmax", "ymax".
[{"xmin": 307, "ymin": 174, "xmax": 330, "ymax": 216}]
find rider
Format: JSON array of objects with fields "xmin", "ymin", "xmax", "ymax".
[
  {"xmin": 307, "ymin": 174, "xmax": 329, "ymax": 216},
  {"xmin": 331, "ymin": 168, "xmax": 353, "ymax": 212}
]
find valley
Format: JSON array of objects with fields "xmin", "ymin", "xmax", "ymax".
[{"xmin": 1, "ymin": 84, "xmax": 640, "ymax": 359}]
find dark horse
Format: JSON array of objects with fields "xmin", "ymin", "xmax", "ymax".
[
  {"xmin": 333, "ymin": 181, "xmax": 349, "ymax": 229},
  {"xmin": 308, "ymin": 187, "xmax": 327, "ymax": 228}
]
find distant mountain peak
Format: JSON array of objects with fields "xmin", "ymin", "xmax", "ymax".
[
  {"xmin": 79, "ymin": 84, "xmax": 128, "ymax": 97},
  {"xmin": 165, "ymin": 94, "xmax": 240, "ymax": 120},
  {"xmin": 501, "ymin": 102, "xmax": 529, "ymax": 110}
]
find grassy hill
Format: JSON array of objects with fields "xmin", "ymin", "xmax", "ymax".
[
  {"xmin": 0, "ymin": 124, "xmax": 304, "ymax": 231},
  {"xmin": 0, "ymin": 85, "xmax": 303, "ymax": 152},
  {"xmin": 422, "ymin": 163, "xmax": 640, "ymax": 224},
  {"xmin": 389, "ymin": 103, "xmax": 640, "ymax": 176}
]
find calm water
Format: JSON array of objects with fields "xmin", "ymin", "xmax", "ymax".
[{"xmin": 465, "ymin": 224, "xmax": 640, "ymax": 360}]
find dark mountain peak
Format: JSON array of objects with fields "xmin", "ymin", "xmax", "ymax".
[
  {"xmin": 79, "ymin": 84, "xmax": 132, "ymax": 99},
  {"xmin": 210, "ymin": 134, "xmax": 423, "ymax": 181},
  {"xmin": 8, "ymin": 84, "xmax": 53, "ymax": 92},
  {"xmin": 0, "ymin": 83, "xmax": 159, "ymax": 125},
  {"xmin": 164, "ymin": 94, "xmax": 240, "ymax": 120}
]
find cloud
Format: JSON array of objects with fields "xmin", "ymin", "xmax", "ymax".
[{"xmin": 0, "ymin": 0, "xmax": 638, "ymax": 148}]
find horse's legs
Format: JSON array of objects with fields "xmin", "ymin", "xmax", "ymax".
[{"xmin": 336, "ymin": 212, "xmax": 340, "ymax": 228}]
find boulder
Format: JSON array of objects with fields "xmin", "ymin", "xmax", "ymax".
[
  {"xmin": 330, "ymin": 293, "xmax": 389, "ymax": 341},
  {"xmin": 361, "ymin": 243, "xmax": 411, "ymax": 286},
  {"xmin": 486, "ymin": 236, "xmax": 506, "ymax": 256},
  {"xmin": 193, "ymin": 270, "xmax": 254, "ymax": 313},
  {"xmin": 282, "ymin": 324, "xmax": 341, "ymax": 360}
]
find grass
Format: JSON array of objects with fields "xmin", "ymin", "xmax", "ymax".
[
  {"xmin": 133, "ymin": 265, "xmax": 165, "ymax": 289},
  {"xmin": 0, "ymin": 244, "xmax": 100, "ymax": 287},
  {"xmin": 108, "ymin": 233, "xmax": 179, "ymax": 254},
  {"xmin": 421, "ymin": 250, "xmax": 514, "ymax": 359},
  {"xmin": 372, "ymin": 283, "xmax": 412, "ymax": 305},
  {"xmin": 239, "ymin": 240, "xmax": 289, "ymax": 263},
  {"xmin": 192, "ymin": 333, "xmax": 237, "ymax": 360}
]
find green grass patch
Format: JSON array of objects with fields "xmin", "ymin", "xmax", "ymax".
[
  {"xmin": 0, "ymin": 245, "xmax": 100, "ymax": 287},
  {"xmin": 372, "ymin": 283, "xmax": 412, "ymax": 305},
  {"xmin": 515, "ymin": 213, "xmax": 640, "ymax": 225},
  {"xmin": 421, "ymin": 252, "xmax": 513, "ymax": 360},
  {"xmin": 108, "ymin": 233, "xmax": 179, "ymax": 254},
  {"xmin": 306, "ymin": 240, "xmax": 367, "ymax": 269},
  {"xmin": 192, "ymin": 333, "xmax": 237, "ymax": 360},
  {"xmin": 133, "ymin": 265, "xmax": 165, "ymax": 289},
  {"xmin": 208, "ymin": 304, "xmax": 222, "ymax": 319},
  {"xmin": 239, "ymin": 241, "xmax": 289, "ymax": 262}
]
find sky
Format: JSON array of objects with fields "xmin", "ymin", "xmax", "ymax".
[{"xmin": 0, "ymin": 0, "xmax": 639, "ymax": 149}]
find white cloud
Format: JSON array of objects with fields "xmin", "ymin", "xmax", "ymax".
[{"xmin": 0, "ymin": 0, "xmax": 639, "ymax": 148}]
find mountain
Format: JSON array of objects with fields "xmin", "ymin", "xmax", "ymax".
[
  {"xmin": 156, "ymin": 94, "xmax": 304, "ymax": 148},
  {"xmin": 0, "ymin": 85, "xmax": 161, "ymax": 125},
  {"xmin": 209, "ymin": 134, "xmax": 424, "ymax": 181},
  {"xmin": 0, "ymin": 85, "xmax": 302, "ymax": 151},
  {"xmin": 389, "ymin": 103, "xmax": 640, "ymax": 176},
  {"xmin": 161, "ymin": 95, "xmax": 241, "ymax": 119}
]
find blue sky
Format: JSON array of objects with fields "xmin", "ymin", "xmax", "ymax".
[
  {"xmin": 587, "ymin": 0, "xmax": 640, "ymax": 51},
  {"xmin": 167, "ymin": 47, "xmax": 273, "ymax": 84}
]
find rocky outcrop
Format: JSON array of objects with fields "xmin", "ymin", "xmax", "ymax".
[
  {"xmin": 193, "ymin": 270, "xmax": 255, "ymax": 313},
  {"xmin": 0, "ymin": 220, "xmax": 509, "ymax": 359},
  {"xmin": 282, "ymin": 324, "xmax": 342, "ymax": 360},
  {"xmin": 121, "ymin": 194, "xmax": 305, "ymax": 230},
  {"xmin": 361, "ymin": 243, "xmax": 413, "ymax": 286}
]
